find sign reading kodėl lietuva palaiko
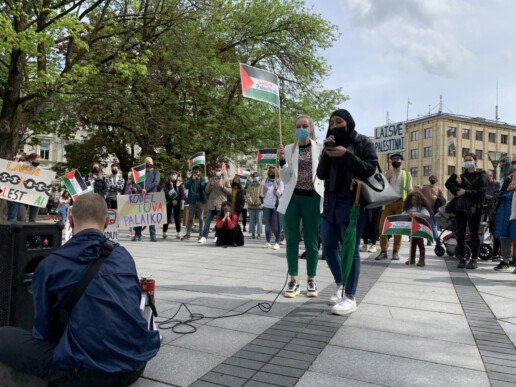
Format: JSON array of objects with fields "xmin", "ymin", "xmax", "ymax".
[{"xmin": 373, "ymin": 122, "xmax": 405, "ymax": 155}]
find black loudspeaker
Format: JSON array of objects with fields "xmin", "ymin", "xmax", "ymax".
[{"xmin": 0, "ymin": 222, "xmax": 63, "ymax": 330}]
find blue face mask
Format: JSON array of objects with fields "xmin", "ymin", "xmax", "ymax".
[
  {"xmin": 295, "ymin": 128, "xmax": 310, "ymax": 140},
  {"xmin": 463, "ymin": 161, "xmax": 474, "ymax": 170}
]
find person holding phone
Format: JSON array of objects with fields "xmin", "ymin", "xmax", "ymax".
[
  {"xmin": 317, "ymin": 109, "xmax": 378, "ymax": 315},
  {"xmin": 214, "ymin": 201, "xmax": 243, "ymax": 247}
]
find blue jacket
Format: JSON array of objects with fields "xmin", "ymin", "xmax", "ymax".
[
  {"xmin": 494, "ymin": 178, "xmax": 516, "ymax": 239},
  {"xmin": 32, "ymin": 230, "xmax": 160, "ymax": 372}
]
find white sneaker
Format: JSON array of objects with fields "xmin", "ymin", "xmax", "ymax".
[
  {"xmin": 367, "ymin": 245, "xmax": 378, "ymax": 253},
  {"xmin": 359, "ymin": 244, "xmax": 368, "ymax": 252},
  {"xmin": 329, "ymin": 284, "xmax": 343, "ymax": 305},
  {"xmin": 162, "ymin": 232, "xmax": 168, "ymax": 239},
  {"xmin": 213, "ymin": 237, "xmax": 218, "ymax": 243},
  {"xmin": 265, "ymin": 242, "xmax": 272, "ymax": 248},
  {"xmin": 331, "ymin": 297, "xmax": 357, "ymax": 316},
  {"xmin": 198, "ymin": 237, "xmax": 207, "ymax": 244},
  {"xmin": 273, "ymin": 243, "xmax": 280, "ymax": 250}
]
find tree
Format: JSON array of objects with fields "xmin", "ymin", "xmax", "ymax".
[
  {"xmin": 0, "ymin": 0, "xmax": 197, "ymax": 159},
  {"xmin": 68, "ymin": 0, "xmax": 345, "ymax": 174}
]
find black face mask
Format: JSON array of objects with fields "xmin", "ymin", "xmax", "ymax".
[
  {"xmin": 268, "ymin": 174, "xmax": 275, "ymax": 179},
  {"xmin": 32, "ymin": 162, "xmax": 40, "ymax": 167},
  {"xmin": 92, "ymin": 167, "xmax": 100, "ymax": 173},
  {"xmin": 391, "ymin": 161, "xmax": 401, "ymax": 169},
  {"xmin": 146, "ymin": 163, "xmax": 153, "ymax": 169},
  {"xmin": 329, "ymin": 128, "xmax": 355, "ymax": 148},
  {"xmin": 429, "ymin": 179, "xmax": 437, "ymax": 184},
  {"xmin": 111, "ymin": 169, "xmax": 118, "ymax": 175}
]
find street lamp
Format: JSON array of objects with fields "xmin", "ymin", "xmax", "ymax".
[{"xmin": 488, "ymin": 151, "xmax": 507, "ymax": 180}]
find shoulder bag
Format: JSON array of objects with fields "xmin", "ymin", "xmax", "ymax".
[{"xmin": 359, "ymin": 163, "xmax": 401, "ymax": 209}]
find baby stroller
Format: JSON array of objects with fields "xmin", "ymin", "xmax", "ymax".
[{"xmin": 433, "ymin": 205, "xmax": 493, "ymax": 260}]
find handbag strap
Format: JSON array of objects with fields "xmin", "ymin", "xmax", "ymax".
[{"xmin": 57, "ymin": 240, "xmax": 117, "ymax": 329}]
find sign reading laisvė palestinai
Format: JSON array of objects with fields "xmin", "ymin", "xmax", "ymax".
[{"xmin": 373, "ymin": 122, "xmax": 405, "ymax": 155}]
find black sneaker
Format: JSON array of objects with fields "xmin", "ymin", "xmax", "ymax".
[
  {"xmin": 466, "ymin": 259, "xmax": 478, "ymax": 269},
  {"xmin": 181, "ymin": 234, "xmax": 190, "ymax": 240},
  {"xmin": 494, "ymin": 261, "xmax": 511, "ymax": 271},
  {"xmin": 457, "ymin": 259, "xmax": 467, "ymax": 269},
  {"xmin": 131, "ymin": 236, "xmax": 141, "ymax": 242},
  {"xmin": 284, "ymin": 281, "xmax": 300, "ymax": 298},
  {"xmin": 375, "ymin": 251, "xmax": 388, "ymax": 260},
  {"xmin": 150, "ymin": 237, "xmax": 157, "ymax": 242},
  {"xmin": 307, "ymin": 280, "xmax": 318, "ymax": 297}
]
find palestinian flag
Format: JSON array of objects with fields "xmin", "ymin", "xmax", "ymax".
[
  {"xmin": 447, "ymin": 136, "xmax": 456, "ymax": 156},
  {"xmin": 131, "ymin": 163, "xmax": 146, "ymax": 184},
  {"xmin": 382, "ymin": 215, "xmax": 412, "ymax": 237},
  {"xmin": 257, "ymin": 148, "xmax": 277, "ymax": 165},
  {"xmin": 237, "ymin": 166, "xmax": 251, "ymax": 178},
  {"xmin": 61, "ymin": 169, "xmax": 93, "ymax": 201},
  {"xmin": 240, "ymin": 64, "xmax": 280, "ymax": 108},
  {"xmin": 188, "ymin": 152, "xmax": 206, "ymax": 169},
  {"xmin": 411, "ymin": 217, "xmax": 433, "ymax": 241}
]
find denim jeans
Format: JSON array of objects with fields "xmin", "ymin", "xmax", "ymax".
[
  {"xmin": 428, "ymin": 215, "xmax": 439, "ymax": 241},
  {"xmin": 263, "ymin": 206, "xmax": 280, "ymax": 243},
  {"xmin": 7, "ymin": 201, "xmax": 20, "ymax": 221},
  {"xmin": 202, "ymin": 209, "xmax": 218, "ymax": 238},
  {"xmin": 57, "ymin": 204, "xmax": 69, "ymax": 222},
  {"xmin": 321, "ymin": 211, "xmax": 366, "ymax": 297},
  {"xmin": 135, "ymin": 225, "xmax": 156, "ymax": 239},
  {"xmin": 248, "ymin": 208, "xmax": 263, "ymax": 236}
]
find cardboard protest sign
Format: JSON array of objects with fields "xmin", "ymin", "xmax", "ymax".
[
  {"xmin": 373, "ymin": 122, "xmax": 405, "ymax": 155},
  {"xmin": 0, "ymin": 158, "xmax": 56, "ymax": 207},
  {"xmin": 117, "ymin": 192, "xmax": 167, "ymax": 227},
  {"xmin": 64, "ymin": 207, "xmax": 119, "ymax": 242}
]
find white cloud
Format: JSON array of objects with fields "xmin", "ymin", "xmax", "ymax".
[{"xmin": 342, "ymin": 0, "xmax": 473, "ymax": 77}]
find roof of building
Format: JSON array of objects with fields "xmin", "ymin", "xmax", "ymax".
[{"xmin": 406, "ymin": 112, "xmax": 516, "ymax": 129}]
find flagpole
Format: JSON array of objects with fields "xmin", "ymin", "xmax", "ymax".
[{"xmin": 278, "ymin": 107, "xmax": 283, "ymax": 145}]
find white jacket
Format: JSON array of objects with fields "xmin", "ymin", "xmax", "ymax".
[{"xmin": 277, "ymin": 139, "xmax": 325, "ymax": 214}]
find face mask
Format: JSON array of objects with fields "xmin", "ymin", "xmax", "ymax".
[
  {"xmin": 215, "ymin": 171, "xmax": 222, "ymax": 177},
  {"xmin": 391, "ymin": 161, "xmax": 401, "ymax": 169},
  {"xmin": 111, "ymin": 169, "xmax": 118, "ymax": 175},
  {"xmin": 268, "ymin": 174, "xmax": 275, "ymax": 179},
  {"xmin": 253, "ymin": 177, "xmax": 259, "ymax": 182},
  {"xmin": 92, "ymin": 166, "xmax": 100, "ymax": 173},
  {"xmin": 32, "ymin": 162, "xmax": 40, "ymax": 167},
  {"xmin": 429, "ymin": 179, "xmax": 437, "ymax": 184},
  {"xmin": 329, "ymin": 128, "xmax": 352, "ymax": 147},
  {"xmin": 146, "ymin": 163, "xmax": 153, "ymax": 169},
  {"xmin": 464, "ymin": 161, "xmax": 474, "ymax": 169},
  {"xmin": 295, "ymin": 128, "xmax": 310, "ymax": 140},
  {"xmin": 171, "ymin": 174, "xmax": 177, "ymax": 181}
]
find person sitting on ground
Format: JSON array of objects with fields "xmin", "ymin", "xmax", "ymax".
[
  {"xmin": 0, "ymin": 193, "xmax": 160, "ymax": 386},
  {"xmin": 215, "ymin": 201, "xmax": 244, "ymax": 247}
]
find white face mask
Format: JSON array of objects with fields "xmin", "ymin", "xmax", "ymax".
[{"xmin": 215, "ymin": 171, "xmax": 222, "ymax": 177}]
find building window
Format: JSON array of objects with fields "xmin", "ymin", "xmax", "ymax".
[
  {"xmin": 447, "ymin": 127, "xmax": 456, "ymax": 137},
  {"xmin": 424, "ymin": 128, "xmax": 432, "ymax": 139},
  {"xmin": 424, "ymin": 146, "xmax": 432, "ymax": 157},
  {"xmin": 448, "ymin": 166, "xmax": 456, "ymax": 175},
  {"xmin": 39, "ymin": 143, "xmax": 50, "ymax": 160},
  {"xmin": 501, "ymin": 134, "xmax": 508, "ymax": 144},
  {"xmin": 410, "ymin": 167, "xmax": 418, "ymax": 177},
  {"xmin": 475, "ymin": 150, "xmax": 483, "ymax": 160},
  {"xmin": 476, "ymin": 131, "xmax": 483, "ymax": 141},
  {"xmin": 489, "ymin": 133, "xmax": 496, "ymax": 142},
  {"xmin": 423, "ymin": 166, "xmax": 432, "ymax": 176},
  {"xmin": 462, "ymin": 128, "xmax": 470, "ymax": 139},
  {"xmin": 410, "ymin": 149, "xmax": 418, "ymax": 159},
  {"xmin": 513, "ymin": 136, "xmax": 516, "ymax": 146},
  {"xmin": 462, "ymin": 148, "xmax": 470, "ymax": 157},
  {"xmin": 411, "ymin": 131, "xmax": 418, "ymax": 141}
]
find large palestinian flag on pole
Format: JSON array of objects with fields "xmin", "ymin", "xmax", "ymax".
[
  {"xmin": 240, "ymin": 64, "xmax": 280, "ymax": 108},
  {"xmin": 131, "ymin": 163, "xmax": 146, "ymax": 184},
  {"xmin": 257, "ymin": 148, "xmax": 277, "ymax": 165},
  {"xmin": 61, "ymin": 169, "xmax": 93, "ymax": 201},
  {"xmin": 188, "ymin": 152, "xmax": 206, "ymax": 169}
]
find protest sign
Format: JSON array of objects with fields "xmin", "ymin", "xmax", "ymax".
[
  {"xmin": 105, "ymin": 209, "xmax": 119, "ymax": 241},
  {"xmin": 0, "ymin": 158, "xmax": 56, "ymax": 208},
  {"xmin": 373, "ymin": 122, "xmax": 405, "ymax": 155},
  {"xmin": 117, "ymin": 192, "xmax": 167, "ymax": 227}
]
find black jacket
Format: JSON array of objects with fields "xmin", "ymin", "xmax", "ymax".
[
  {"xmin": 316, "ymin": 133, "xmax": 378, "ymax": 194},
  {"xmin": 445, "ymin": 169, "xmax": 487, "ymax": 214}
]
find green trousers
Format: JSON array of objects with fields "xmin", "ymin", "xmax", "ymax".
[{"xmin": 284, "ymin": 193, "xmax": 321, "ymax": 277}]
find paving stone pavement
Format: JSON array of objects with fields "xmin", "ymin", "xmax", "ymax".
[{"xmin": 118, "ymin": 230, "xmax": 516, "ymax": 387}]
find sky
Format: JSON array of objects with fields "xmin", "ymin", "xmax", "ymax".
[{"xmin": 305, "ymin": 0, "xmax": 516, "ymax": 137}]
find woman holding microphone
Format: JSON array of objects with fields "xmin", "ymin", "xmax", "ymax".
[{"xmin": 278, "ymin": 115, "xmax": 325, "ymax": 298}]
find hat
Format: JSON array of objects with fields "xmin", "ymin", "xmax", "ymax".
[{"xmin": 390, "ymin": 153, "xmax": 404, "ymax": 161}]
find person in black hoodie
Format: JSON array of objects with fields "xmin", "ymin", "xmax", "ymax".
[
  {"xmin": 316, "ymin": 109, "xmax": 377, "ymax": 316},
  {"xmin": 445, "ymin": 152, "xmax": 487, "ymax": 269}
]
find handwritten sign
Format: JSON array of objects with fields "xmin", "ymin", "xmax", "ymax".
[
  {"xmin": 0, "ymin": 158, "xmax": 56, "ymax": 207},
  {"xmin": 64, "ymin": 208, "xmax": 119, "ymax": 242},
  {"xmin": 373, "ymin": 122, "xmax": 406, "ymax": 155},
  {"xmin": 117, "ymin": 192, "xmax": 167, "ymax": 227}
]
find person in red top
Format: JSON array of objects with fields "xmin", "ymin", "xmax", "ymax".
[{"xmin": 215, "ymin": 201, "xmax": 244, "ymax": 247}]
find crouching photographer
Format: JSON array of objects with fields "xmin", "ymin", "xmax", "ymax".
[{"xmin": 0, "ymin": 193, "xmax": 160, "ymax": 386}]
